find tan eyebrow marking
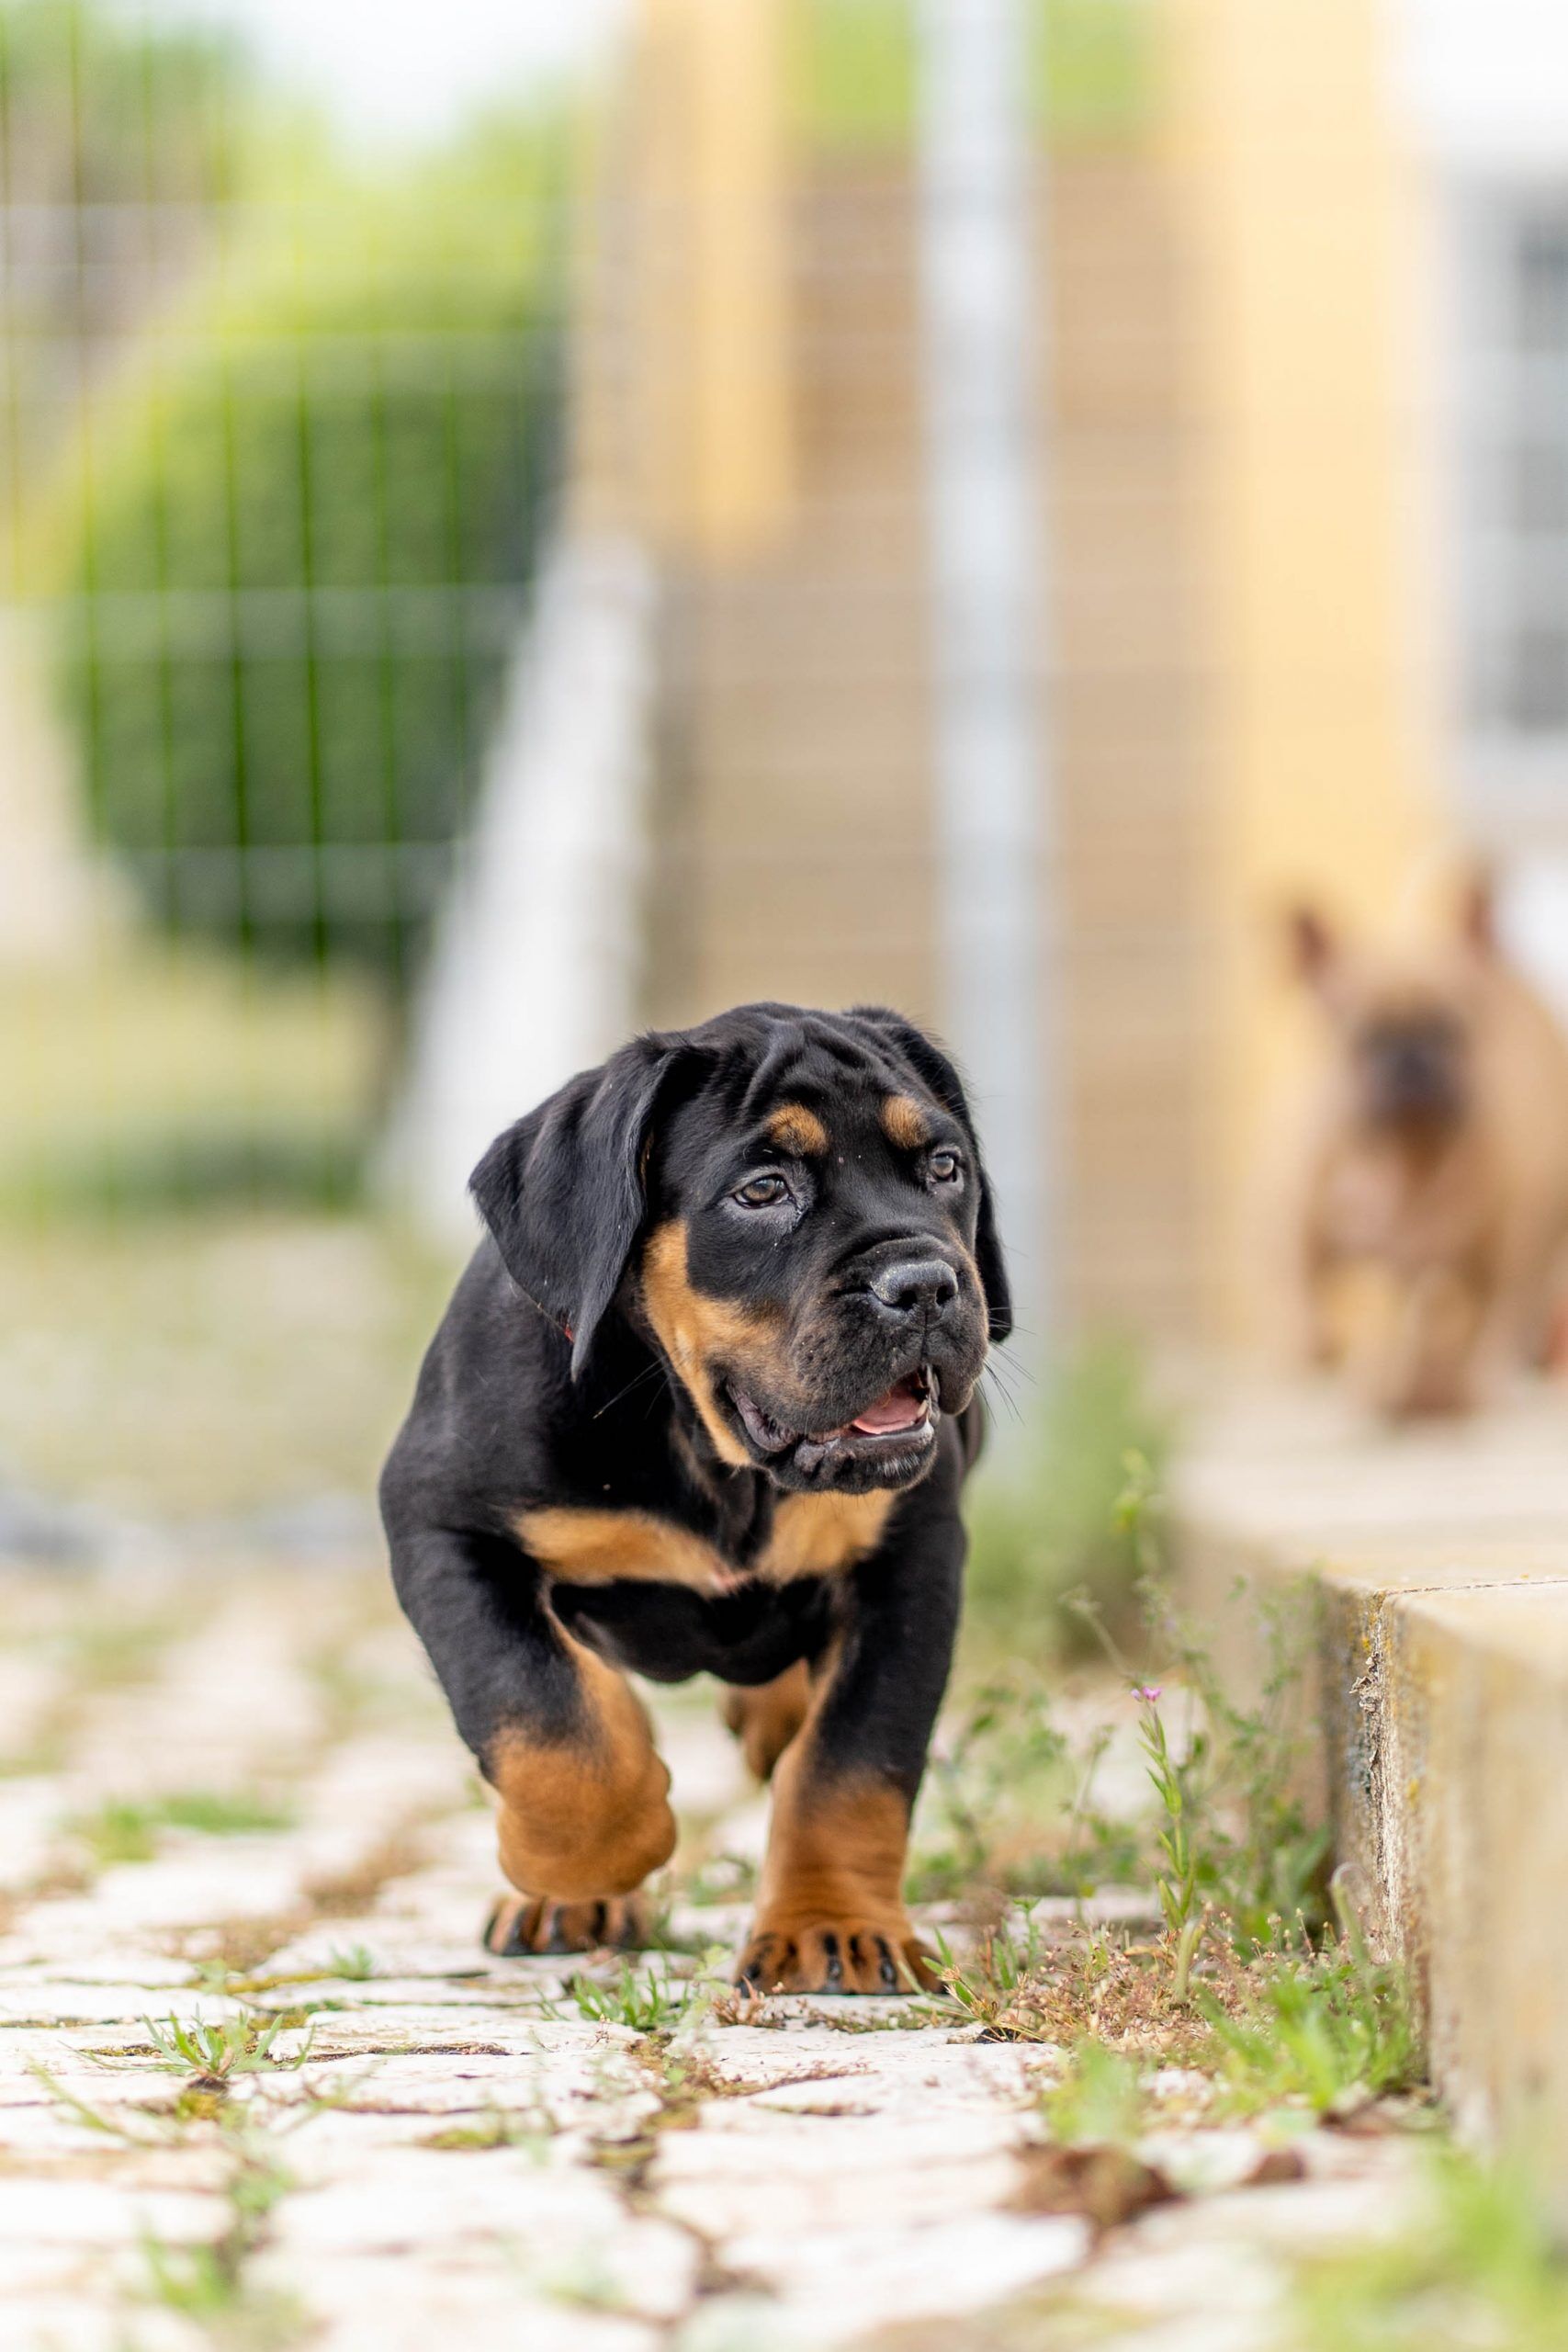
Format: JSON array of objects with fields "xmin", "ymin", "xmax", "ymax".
[
  {"xmin": 881, "ymin": 1093, "xmax": 932, "ymax": 1149},
  {"xmin": 765, "ymin": 1102, "xmax": 829, "ymax": 1157}
]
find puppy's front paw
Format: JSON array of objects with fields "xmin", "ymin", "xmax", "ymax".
[
  {"xmin": 484, "ymin": 1891, "xmax": 649, "ymax": 1958},
  {"xmin": 735, "ymin": 1915, "xmax": 934, "ymax": 1995}
]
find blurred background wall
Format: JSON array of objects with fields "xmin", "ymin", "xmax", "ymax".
[{"xmin": 2, "ymin": 0, "xmax": 1566, "ymax": 1532}]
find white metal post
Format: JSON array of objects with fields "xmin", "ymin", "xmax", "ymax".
[{"xmin": 917, "ymin": 0, "xmax": 1056, "ymax": 1377}]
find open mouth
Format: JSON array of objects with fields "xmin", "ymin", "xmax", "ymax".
[{"xmin": 727, "ymin": 1368, "xmax": 936, "ymax": 1460}]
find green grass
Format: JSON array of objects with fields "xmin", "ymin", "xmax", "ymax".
[
  {"xmin": 0, "ymin": 1206, "xmax": 453, "ymax": 1520},
  {"xmin": 566, "ymin": 1963, "xmax": 694, "ymax": 2034},
  {"xmin": 1292, "ymin": 2152, "xmax": 1568, "ymax": 2350},
  {"xmin": 323, "ymin": 1942, "xmax": 377, "ymax": 1982},
  {"xmin": 1203, "ymin": 1931, "xmax": 1421, "ymax": 2119},
  {"xmin": 137, "ymin": 2118, "xmax": 305, "ymax": 2346},
  {"xmin": 0, "ymin": 948, "xmax": 385, "ymax": 1219},
  {"xmin": 70, "ymin": 1790, "xmax": 297, "ymax": 1866},
  {"xmin": 423, "ymin": 2105, "xmax": 552, "ymax": 2156},
  {"xmin": 1042, "ymin": 2041, "xmax": 1146, "ymax": 2148},
  {"xmin": 137, "ymin": 2010, "xmax": 312, "ymax": 2086},
  {"xmin": 964, "ymin": 1336, "xmax": 1173, "ymax": 1660},
  {"xmin": 909, "ymin": 1667, "xmax": 1142, "ymax": 1903}
]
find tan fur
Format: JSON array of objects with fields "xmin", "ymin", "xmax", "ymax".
[
  {"xmin": 766, "ymin": 1490, "xmax": 893, "ymax": 1581},
  {"xmin": 739, "ymin": 1728, "xmax": 931, "ymax": 1991},
  {"xmin": 881, "ymin": 1092, "xmax": 932, "ymax": 1149},
  {"xmin": 640, "ymin": 1220, "xmax": 773, "ymax": 1466},
  {"xmin": 722, "ymin": 1661, "xmax": 811, "ymax": 1781},
  {"xmin": 516, "ymin": 1506, "xmax": 736, "ymax": 1595},
  {"xmin": 516, "ymin": 1489, "xmax": 892, "ymax": 1594},
  {"xmin": 765, "ymin": 1102, "xmax": 829, "ymax": 1157},
  {"xmin": 489, "ymin": 1635, "xmax": 676, "ymax": 1903},
  {"xmin": 1269, "ymin": 897, "xmax": 1568, "ymax": 1415}
]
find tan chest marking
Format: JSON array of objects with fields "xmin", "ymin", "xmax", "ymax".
[
  {"xmin": 516, "ymin": 1507, "xmax": 733, "ymax": 1594},
  {"xmin": 765, "ymin": 1491, "xmax": 894, "ymax": 1582},
  {"xmin": 515, "ymin": 1489, "xmax": 894, "ymax": 1597}
]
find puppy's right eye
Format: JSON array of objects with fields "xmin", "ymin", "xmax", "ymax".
[{"xmin": 734, "ymin": 1174, "xmax": 790, "ymax": 1209}]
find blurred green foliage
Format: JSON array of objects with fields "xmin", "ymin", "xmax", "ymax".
[
  {"xmin": 1292, "ymin": 2153, "xmax": 1568, "ymax": 2351},
  {"xmin": 43, "ymin": 110, "xmax": 568, "ymax": 974},
  {"xmin": 964, "ymin": 1337, "xmax": 1171, "ymax": 1657},
  {"xmin": 795, "ymin": 0, "xmax": 1159, "ymax": 154}
]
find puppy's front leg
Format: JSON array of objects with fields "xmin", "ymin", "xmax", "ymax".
[
  {"xmin": 386, "ymin": 1522, "xmax": 676, "ymax": 1954},
  {"xmin": 737, "ymin": 1487, "xmax": 963, "ymax": 1996}
]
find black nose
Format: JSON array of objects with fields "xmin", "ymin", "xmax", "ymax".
[{"xmin": 868, "ymin": 1257, "xmax": 960, "ymax": 1319}]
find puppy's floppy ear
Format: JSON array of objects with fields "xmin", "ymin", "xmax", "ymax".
[
  {"xmin": 470, "ymin": 1035, "xmax": 695, "ymax": 1377},
  {"xmin": 1285, "ymin": 901, "xmax": 1337, "ymax": 988},
  {"xmin": 848, "ymin": 1006, "xmax": 1014, "ymax": 1344},
  {"xmin": 1460, "ymin": 864, "xmax": 1496, "ymax": 956}
]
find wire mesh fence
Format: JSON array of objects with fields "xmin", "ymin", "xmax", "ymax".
[{"xmin": 2, "ymin": 3, "xmax": 570, "ymax": 1231}]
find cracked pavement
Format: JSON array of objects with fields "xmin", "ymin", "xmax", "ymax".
[{"xmin": 0, "ymin": 1557, "xmax": 1419, "ymax": 2351}]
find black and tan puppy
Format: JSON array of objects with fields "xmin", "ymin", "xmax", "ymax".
[{"xmin": 379, "ymin": 1002, "xmax": 1010, "ymax": 1993}]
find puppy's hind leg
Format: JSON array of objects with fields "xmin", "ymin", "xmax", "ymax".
[{"xmin": 721, "ymin": 1661, "xmax": 811, "ymax": 1783}]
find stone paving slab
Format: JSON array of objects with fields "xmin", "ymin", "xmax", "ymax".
[
  {"xmin": 0, "ymin": 1559, "xmax": 1420, "ymax": 2349},
  {"xmin": 1175, "ymin": 1376, "xmax": 1568, "ymax": 2222}
]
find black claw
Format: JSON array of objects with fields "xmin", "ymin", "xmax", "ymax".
[
  {"xmin": 737, "ymin": 1937, "xmax": 773, "ymax": 1989},
  {"xmin": 589, "ymin": 1901, "xmax": 608, "ymax": 1944},
  {"xmin": 543, "ymin": 1905, "xmax": 575, "ymax": 1955},
  {"xmin": 820, "ymin": 1931, "xmax": 843, "ymax": 1992},
  {"xmin": 485, "ymin": 1903, "xmax": 523, "ymax": 1958},
  {"xmin": 876, "ymin": 1939, "xmax": 898, "ymax": 1991}
]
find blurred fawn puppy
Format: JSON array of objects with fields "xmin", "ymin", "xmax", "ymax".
[{"xmin": 1274, "ymin": 879, "xmax": 1568, "ymax": 1416}]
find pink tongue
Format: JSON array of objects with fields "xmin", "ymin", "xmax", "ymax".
[{"xmin": 851, "ymin": 1377, "xmax": 926, "ymax": 1435}]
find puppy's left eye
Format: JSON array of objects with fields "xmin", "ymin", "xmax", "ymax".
[
  {"xmin": 734, "ymin": 1173, "xmax": 791, "ymax": 1209},
  {"xmin": 928, "ymin": 1148, "xmax": 963, "ymax": 1184}
]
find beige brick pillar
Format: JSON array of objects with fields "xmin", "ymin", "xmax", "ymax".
[{"xmin": 1165, "ymin": 0, "xmax": 1449, "ymax": 1333}]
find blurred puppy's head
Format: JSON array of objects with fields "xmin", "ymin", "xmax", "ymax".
[{"xmin": 1286, "ymin": 881, "xmax": 1496, "ymax": 1136}]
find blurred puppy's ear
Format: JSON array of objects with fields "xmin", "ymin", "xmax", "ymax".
[
  {"xmin": 848, "ymin": 1006, "xmax": 1014, "ymax": 1345},
  {"xmin": 470, "ymin": 1036, "xmax": 697, "ymax": 1377},
  {"xmin": 1284, "ymin": 902, "xmax": 1337, "ymax": 989},
  {"xmin": 1460, "ymin": 865, "xmax": 1497, "ymax": 956}
]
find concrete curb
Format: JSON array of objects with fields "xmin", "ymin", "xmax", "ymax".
[{"xmin": 1173, "ymin": 1383, "xmax": 1568, "ymax": 2208}]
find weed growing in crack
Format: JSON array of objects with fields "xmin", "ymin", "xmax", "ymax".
[
  {"xmin": 1042, "ymin": 2041, "xmax": 1147, "ymax": 2148},
  {"xmin": 134, "ymin": 2010, "xmax": 313, "ymax": 2088},
  {"xmin": 423, "ymin": 2100, "xmax": 554, "ymax": 2157},
  {"xmin": 932, "ymin": 1915, "xmax": 1054, "ymax": 2029},
  {"xmin": 913, "ymin": 1456, "xmax": 1325, "ymax": 1930},
  {"xmin": 1113, "ymin": 1453, "xmax": 1332, "ymax": 1952},
  {"xmin": 1130, "ymin": 1680, "xmax": 1204, "ymax": 1999},
  {"xmin": 138, "ymin": 2118, "xmax": 304, "ymax": 2347},
  {"xmin": 1201, "ymin": 1892, "xmax": 1420, "ymax": 2118},
  {"xmin": 323, "ymin": 1942, "xmax": 377, "ymax": 1981},
  {"xmin": 567, "ymin": 1962, "xmax": 696, "ymax": 2033},
  {"xmin": 28, "ymin": 2064, "xmax": 177, "ymax": 2147},
  {"xmin": 932, "ymin": 1897, "xmax": 1421, "ymax": 2126}
]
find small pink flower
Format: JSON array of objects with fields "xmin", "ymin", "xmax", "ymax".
[{"xmin": 1133, "ymin": 1684, "xmax": 1163, "ymax": 1704}]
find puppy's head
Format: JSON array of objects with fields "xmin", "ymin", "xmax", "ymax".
[
  {"xmin": 471, "ymin": 1003, "xmax": 1010, "ymax": 1495},
  {"xmin": 1287, "ymin": 883, "xmax": 1495, "ymax": 1135}
]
